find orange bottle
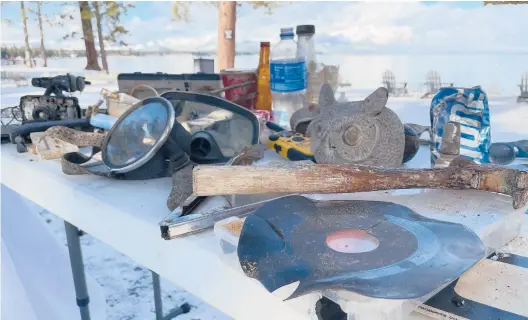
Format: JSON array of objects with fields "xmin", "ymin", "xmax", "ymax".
[{"xmin": 256, "ymin": 42, "xmax": 272, "ymax": 112}]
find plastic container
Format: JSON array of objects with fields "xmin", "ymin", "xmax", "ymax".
[
  {"xmin": 296, "ymin": 25, "xmax": 318, "ymax": 105},
  {"xmin": 220, "ymin": 69, "xmax": 258, "ymax": 110},
  {"xmin": 270, "ymin": 27, "xmax": 306, "ymax": 129}
]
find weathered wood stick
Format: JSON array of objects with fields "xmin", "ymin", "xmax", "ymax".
[{"xmin": 193, "ymin": 164, "xmax": 528, "ymax": 209}]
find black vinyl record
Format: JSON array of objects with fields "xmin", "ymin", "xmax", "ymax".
[{"xmin": 237, "ymin": 195, "xmax": 485, "ymax": 300}]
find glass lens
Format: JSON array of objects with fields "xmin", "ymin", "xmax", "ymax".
[
  {"xmin": 174, "ymin": 100, "xmax": 254, "ymax": 157},
  {"xmin": 105, "ymin": 101, "xmax": 169, "ymax": 167}
]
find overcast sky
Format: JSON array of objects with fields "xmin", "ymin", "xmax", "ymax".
[{"xmin": 1, "ymin": 1, "xmax": 527, "ymax": 54}]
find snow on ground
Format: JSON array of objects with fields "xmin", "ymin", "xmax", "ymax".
[
  {"xmin": 33, "ymin": 208, "xmax": 229, "ymax": 320},
  {"xmin": 1, "ymin": 56, "xmax": 527, "ymax": 320}
]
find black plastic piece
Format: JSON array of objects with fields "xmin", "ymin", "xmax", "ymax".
[
  {"xmin": 265, "ymin": 121, "xmax": 286, "ymax": 132},
  {"xmin": 315, "ymin": 297, "xmax": 346, "ymax": 320},
  {"xmin": 296, "ymin": 25, "xmax": 315, "ymax": 35},
  {"xmin": 76, "ymin": 297, "xmax": 90, "ymax": 307},
  {"xmin": 287, "ymin": 148, "xmax": 315, "ymax": 162},
  {"xmin": 10, "ymin": 119, "xmax": 91, "ymax": 145},
  {"xmin": 403, "ymin": 124, "xmax": 419, "ymax": 163},
  {"xmin": 189, "ymin": 131, "xmax": 225, "ymax": 164}
]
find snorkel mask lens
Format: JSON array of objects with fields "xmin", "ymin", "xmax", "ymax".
[
  {"xmin": 161, "ymin": 91, "xmax": 260, "ymax": 164},
  {"xmin": 103, "ymin": 97, "xmax": 176, "ymax": 172}
]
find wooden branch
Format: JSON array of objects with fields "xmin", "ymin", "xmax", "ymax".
[{"xmin": 193, "ymin": 164, "xmax": 528, "ymax": 209}]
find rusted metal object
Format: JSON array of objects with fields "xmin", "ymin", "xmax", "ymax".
[
  {"xmin": 45, "ymin": 126, "xmax": 106, "ymax": 148},
  {"xmin": 193, "ymin": 160, "xmax": 528, "ymax": 209}
]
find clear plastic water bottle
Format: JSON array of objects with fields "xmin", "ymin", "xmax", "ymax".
[
  {"xmin": 270, "ymin": 27, "xmax": 306, "ymax": 129},
  {"xmin": 296, "ymin": 25, "xmax": 318, "ymax": 105}
]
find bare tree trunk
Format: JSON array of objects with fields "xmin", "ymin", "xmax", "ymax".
[
  {"xmin": 20, "ymin": 1, "xmax": 33, "ymax": 68},
  {"xmin": 92, "ymin": 2, "xmax": 108, "ymax": 74},
  {"xmin": 79, "ymin": 1, "xmax": 101, "ymax": 71},
  {"xmin": 36, "ymin": 2, "xmax": 47, "ymax": 67},
  {"xmin": 217, "ymin": 1, "xmax": 236, "ymax": 71}
]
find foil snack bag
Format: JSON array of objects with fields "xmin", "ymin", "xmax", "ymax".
[{"xmin": 430, "ymin": 86, "xmax": 491, "ymax": 165}]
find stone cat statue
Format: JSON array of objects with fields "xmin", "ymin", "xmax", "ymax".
[{"xmin": 307, "ymin": 85, "xmax": 405, "ymax": 167}]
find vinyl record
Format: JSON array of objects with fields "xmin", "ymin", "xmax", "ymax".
[{"xmin": 237, "ymin": 195, "xmax": 485, "ymax": 300}]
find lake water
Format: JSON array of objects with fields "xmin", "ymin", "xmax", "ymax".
[{"xmin": 8, "ymin": 52, "xmax": 528, "ymax": 96}]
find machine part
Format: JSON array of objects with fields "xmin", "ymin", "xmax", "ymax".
[
  {"xmin": 17, "ymin": 74, "xmax": 88, "ymax": 125},
  {"xmin": 192, "ymin": 161, "xmax": 528, "ymax": 209},
  {"xmin": 237, "ymin": 196, "xmax": 485, "ymax": 300},
  {"xmin": 32, "ymin": 74, "xmax": 90, "ymax": 96},
  {"xmin": 19, "ymin": 95, "xmax": 82, "ymax": 122},
  {"xmin": 308, "ymin": 85, "xmax": 405, "ymax": 167}
]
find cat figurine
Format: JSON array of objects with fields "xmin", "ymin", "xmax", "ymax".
[{"xmin": 307, "ymin": 85, "xmax": 404, "ymax": 167}]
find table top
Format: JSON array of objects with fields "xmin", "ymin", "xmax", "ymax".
[{"xmin": 2, "ymin": 142, "xmax": 527, "ymax": 320}]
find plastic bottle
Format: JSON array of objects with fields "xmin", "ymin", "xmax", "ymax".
[
  {"xmin": 296, "ymin": 25, "xmax": 318, "ymax": 105},
  {"xmin": 256, "ymin": 42, "xmax": 272, "ymax": 113},
  {"xmin": 270, "ymin": 27, "xmax": 306, "ymax": 129}
]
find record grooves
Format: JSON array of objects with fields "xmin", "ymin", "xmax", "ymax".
[{"xmin": 237, "ymin": 195, "xmax": 486, "ymax": 300}]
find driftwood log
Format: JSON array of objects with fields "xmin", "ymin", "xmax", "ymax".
[{"xmin": 193, "ymin": 163, "xmax": 528, "ymax": 209}]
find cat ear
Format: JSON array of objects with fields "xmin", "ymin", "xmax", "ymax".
[
  {"xmin": 362, "ymin": 87, "xmax": 388, "ymax": 115},
  {"xmin": 318, "ymin": 84, "xmax": 336, "ymax": 107}
]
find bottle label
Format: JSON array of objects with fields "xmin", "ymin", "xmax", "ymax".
[{"xmin": 270, "ymin": 61, "xmax": 306, "ymax": 92}]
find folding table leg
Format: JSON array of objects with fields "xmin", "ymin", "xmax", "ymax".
[
  {"xmin": 64, "ymin": 221, "xmax": 91, "ymax": 320},
  {"xmin": 152, "ymin": 271, "xmax": 192, "ymax": 320},
  {"xmin": 152, "ymin": 271, "xmax": 164, "ymax": 320}
]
